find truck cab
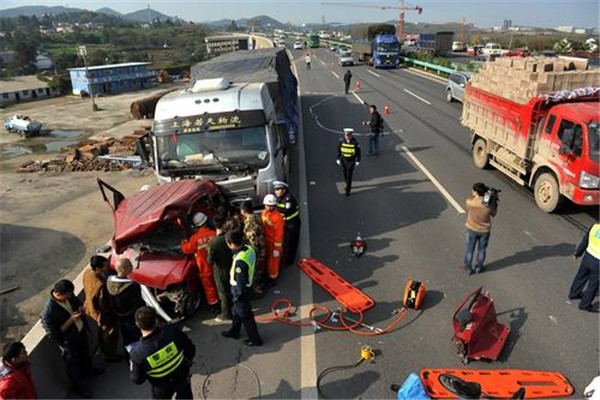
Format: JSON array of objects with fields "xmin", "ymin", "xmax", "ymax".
[
  {"xmin": 372, "ymin": 34, "xmax": 400, "ymax": 68},
  {"xmin": 532, "ymin": 102, "xmax": 599, "ymax": 211},
  {"xmin": 151, "ymin": 78, "xmax": 290, "ymax": 203}
]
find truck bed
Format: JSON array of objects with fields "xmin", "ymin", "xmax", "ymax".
[{"xmin": 461, "ymin": 85, "xmax": 541, "ymax": 161}]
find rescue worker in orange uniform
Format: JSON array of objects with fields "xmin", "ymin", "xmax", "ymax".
[
  {"xmin": 260, "ymin": 194, "xmax": 285, "ymax": 283},
  {"xmin": 181, "ymin": 212, "xmax": 219, "ymax": 311}
]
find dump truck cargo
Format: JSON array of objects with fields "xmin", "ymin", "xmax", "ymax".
[
  {"xmin": 462, "ymin": 57, "xmax": 600, "ymax": 213},
  {"xmin": 418, "ymin": 32, "xmax": 454, "ymax": 56}
]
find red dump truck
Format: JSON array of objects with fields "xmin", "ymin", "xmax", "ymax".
[{"xmin": 463, "ymin": 86, "xmax": 600, "ymax": 212}]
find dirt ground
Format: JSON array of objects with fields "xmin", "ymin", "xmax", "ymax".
[{"xmin": 0, "ymin": 84, "xmax": 185, "ymax": 345}]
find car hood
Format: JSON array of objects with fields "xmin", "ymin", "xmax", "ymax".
[
  {"xmin": 130, "ymin": 252, "xmax": 192, "ymax": 290},
  {"xmin": 113, "ymin": 179, "xmax": 218, "ymax": 250}
]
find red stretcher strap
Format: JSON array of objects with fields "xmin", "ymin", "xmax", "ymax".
[
  {"xmin": 420, "ymin": 369, "xmax": 574, "ymax": 399},
  {"xmin": 298, "ymin": 258, "xmax": 375, "ymax": 313}
]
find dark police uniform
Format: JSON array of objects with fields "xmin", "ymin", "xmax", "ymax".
[
  {"xmin": 228, "ymin": 245, "xmax": 262, "ymax": 345},
  {"xmin": 276, "ymin": 189, "xmax": 301, "ymax": 267},
  {"xmin": 569, "ymin": 223, "xmax": 600, "ymax": 311},
  {"xmin": 130, "ymin": 324, "xmax": 196, "ymax": 399},
  {"xmin": 337, "ymin": 136, "xmax": 362, "ymax": 196}
]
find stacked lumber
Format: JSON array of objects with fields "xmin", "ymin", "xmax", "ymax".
[
  {"xmin": 17, "ymin": 130, "xmax": 149, "ymax": 173},
  {"xmin": 469, "ymin": 57, "xmax": 600, "ymax": 104}
]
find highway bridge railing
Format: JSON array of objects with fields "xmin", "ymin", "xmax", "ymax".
[{"xmin": 400, "ymin": 56, "xmax": 456, "ymax": 76}]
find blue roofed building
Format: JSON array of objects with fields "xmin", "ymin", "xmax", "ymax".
[{"xmin": 68, "ymin": 62, "xmax": 157, "ymax": 96}]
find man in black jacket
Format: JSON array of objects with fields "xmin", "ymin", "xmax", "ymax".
[
  {"xmin": 343, "ymin": 70, "xmax": 352, "ymax": 94},
  {"xmin": 362, "ymin": 104, "xmax": 384, "ymax": 155},
  {"xmin": 130, "ymin": 306, "xmax": 196, "ymax": 399},
  {"xmin": 40, "ymin": 279, "xmax": 93, "ymax": 398},
  {"xmin": 336, "ymin": 128, "xmax": 362, "ymax": 197},
  {"xmin": 106, "ymin": 258, "xmax": 145, "ymax": 352}
]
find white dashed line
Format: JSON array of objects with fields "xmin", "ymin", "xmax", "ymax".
[
  {"xmin": 367, "ymin": 69, "xmax": 381, "ymax": 78},
  {"xmin": 351, "ymin": 91, "xmax": 366, "ymax": 105},
  {"xmin": 331, "ymin": 70, "xmax": 340, "ymax": 79},
  {"xmin": 403, "ymin": 89, "xmax": 432, "ymax": 105},
  {"xmin": 400, "ymin": 145, "xmax": 466, "ymax": 214}
]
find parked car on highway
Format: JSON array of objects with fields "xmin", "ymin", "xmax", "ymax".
[
  {"xmin": 329, "ymin": 43, "xmax": 338, "ymax": 52},
  {"xmin": 293, "ymin": 41, "xmax": 303, "ymax": 50},
  {"xmin": 452, "ymin": 41, "xmax": 466, "ymax": 52},
  {"xmin": 505, "ymin": 48, "xmax": 531, "ymax": 57},
  {"xmin": 277, "ymin": 40, "xmax": 286, "ymax": 48},
  {"xmin": 445, "ymin": 71, "xmax": 473, "ymax": 103},
  {"xmin": 339, "ymin": 49, "xmax": 354, "ymax": 66}
]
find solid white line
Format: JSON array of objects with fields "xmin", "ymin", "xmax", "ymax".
[
  {"xmin": 351, "ymin": 91, "xmax": 366, "ymax": 105},
  {"xmin": 400, "ymin": 145, "xmax": 466, "ymax": 214},
  {"xmin": 403, "ymin": 89, "xmax": 432, "ymax": 105},
  {"xmin": 290, "ymin": 50, "xmax": 318, "ymax": 399},
  {"xmin": 366, "ymin": 69, "xmax": 381, "ymax": 78},
  {"xmin": 331, "ymin": 70, "xmax": 340, "ymax": 79},
  {"xmin": 319, "ymin": 58, "xmax": 327, "ymax": 66}
]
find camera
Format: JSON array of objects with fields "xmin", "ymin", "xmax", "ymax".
[{"xmin": 483, "ymin": 187, "xmax": 501, "ymax": 210}]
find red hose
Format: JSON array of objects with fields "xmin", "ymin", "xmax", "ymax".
[{"xmin": 255, "ymin": 298, "xmax": 408, "ymax": 336}]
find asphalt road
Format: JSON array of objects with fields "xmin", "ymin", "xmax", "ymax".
[
  {"xmin": 89, "ymin": 47, "xmax": 598, "ymax": 399},
  {"xmin": 294, "ymin": 47, "xmax": 598, "ymax": 398}
]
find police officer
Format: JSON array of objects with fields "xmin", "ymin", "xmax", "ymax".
[
  {"xmin": 336, "ymin": 128, "xmax": 361, "ymax": 197},
  {"xmin": 130, "ymin": 306, "xmax": 196, "ymax": 399},
  {"xmin": 221, "ymin": 230, "xmax": 263, "ymax": 346},
  {"xmin": 568, "ymin": 222, "xmax": 600, "ymax": 312},
  {"xmin": 273, "ymin": 181, "xmax": 301, "ymax": 267}
]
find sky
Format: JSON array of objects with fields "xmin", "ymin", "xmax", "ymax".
[{"xmin": 1, "ymin": 0, "xmax": 599, "ymax": 28}]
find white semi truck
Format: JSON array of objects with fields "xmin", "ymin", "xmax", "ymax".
[{"xmin": 151, "ymin": 48, "xmax": 298, "ymax": 202}]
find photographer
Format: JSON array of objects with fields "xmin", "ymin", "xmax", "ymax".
[{"xmin": 463, "ymin": 182, "xmax": 498, "ymax": 275}]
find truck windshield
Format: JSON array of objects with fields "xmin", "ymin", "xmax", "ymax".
[
  {"xmin": 157, "ymin": 126, "xmax": 269, "ymax": 172},
  {"xmin": 588, "ymin": 122, "xmax": 600, "ymax": 163},
  {"xmin": 377, "ymin": 42, "xmax": 399, "ymax": 53}
]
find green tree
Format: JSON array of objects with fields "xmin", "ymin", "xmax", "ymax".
[{"xmin": 229, "ymin": 20, "xmax": 239, "ymax": 32}]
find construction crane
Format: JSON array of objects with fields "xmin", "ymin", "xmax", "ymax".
[{"xmin": 322, "ymin": 1, "xmax": 423, "ymax": 39}]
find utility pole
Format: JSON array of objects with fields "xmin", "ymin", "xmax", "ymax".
[{"xmin": 78, "ymin": 45, "xmax": 99, "ymax": 112}]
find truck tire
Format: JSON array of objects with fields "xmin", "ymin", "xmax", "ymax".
[
  {"xmin": 472, "ymin": 138, "xmax": 489, "ymax": 169},
  {"xmin": 446, "ymin": 90, "xmax": 454, "ymax": 103},
  {"xmin": 534, "ymin": 172, "xmax": 563, "ymax": 213}
]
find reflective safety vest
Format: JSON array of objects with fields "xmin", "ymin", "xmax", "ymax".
[
  {"xmin": 340, "ymin": 142, "xmax": 357, "ymax": 158},
  {"xmin": 230, "ymin": 246, "xmax": 256, "ymax": 287},
  {"xmin": 146, "ymin": 341, "xmax": 184, "ymax": 379},
  {"xmin": 586, "ymin": 223, "xmax": 600, "ymax": 260}
]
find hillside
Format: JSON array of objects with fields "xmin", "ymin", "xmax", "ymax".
[
  {"xmin": 0, "ymin": 5, "xmax": 84, "ymax": 18},
  {"xmin": 95, "ymin": 7, "xmax": 122, "ymax": 18},
  {"xmin": 123, "ymin": 8, "xmax": 176, "ymax": 22}
]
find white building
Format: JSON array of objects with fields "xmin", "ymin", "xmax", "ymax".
[{"xmin": 557, "ymin": 26, "xmax": 575, "ymax": 33}]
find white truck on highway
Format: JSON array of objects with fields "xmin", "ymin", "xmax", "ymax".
[
  {"xmin": 151, "ymin": 48, "xmax": 298, "ymax": 202},
  {"xmin": 481, "ymin": 43, "xmax": 509, "ymax": 57}
]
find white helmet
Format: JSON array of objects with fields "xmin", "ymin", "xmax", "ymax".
[
  {"xmin": 263, "ymin": 194, "xmax": 277, "ymax": 206},
  {"xmin": 192, "ymin": 212, "xmax": 207, "ymax": 227}
]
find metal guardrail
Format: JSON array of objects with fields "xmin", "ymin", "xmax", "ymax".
[{"xmin": 400, "ymin": 56, "xmax": 456, "ymax": 75}]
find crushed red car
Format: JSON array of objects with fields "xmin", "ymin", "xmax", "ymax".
[{"xmin": 98, "ymin": 178, "xmax": 227, "ymax": 321}]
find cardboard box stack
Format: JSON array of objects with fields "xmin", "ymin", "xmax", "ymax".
[{"xmin": 469, "ymin": 57, "xmax": 600, "ymax": 104}]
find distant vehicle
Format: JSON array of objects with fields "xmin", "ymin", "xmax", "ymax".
[
  {"xmin": 277, "ymin": 40, "xmax": 286, "ymax": 48},
  {"xmin": 293, "ymin": 41, "xmax": 303, "ymax": 50},
  {"xmin": 452, "ymin": 41, "xmax": 466, "ymax": 52},
  {"xmin": 319, "ymin": 30, "xmax": 331, "ymax": 39},
  {"xmin": 350, "ymin": 24, "xmax": 400, "ymax": 68},
  {"xmin": 4, "ymin": 115, "xmax": 42, "ymax": 137},
  {"xmin": 339, "ymin": 50, "xmax": 354, "ymax": 66},
  {"xmin": 481, "ymin": 43, "xmax": 509, "ymax": 57},
  {"xmin": 445, "ymin": 71, "xmax": 473, "ymax": 103},
  {"xmin": 504, "ymin": 48, "xmax": 531, "ymax": 57},
  {"xmin": 466, "ymin": 44, "xmax": 484, "ymax": 56},
  {"xmin": 540, "ymin": 50, "xmax": 558, "ymax": 58},
  {"xmin": 329, "ymin": 43, "xmax": 338, "ymax": 52},
  {"xmin": 418, "ymin": 32, "xmax": 454, "ymax": 56},
  {"xmin": 306, "ymin": 33, "xmax": 320, "ymax": 48}
]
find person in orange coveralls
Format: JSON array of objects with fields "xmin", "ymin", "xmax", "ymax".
[
  {"xmin": 260, "ymin": 194, "xmax": 285, "ymax": 283},
  {"xmin": 181, "ymin": 212, "xmax": 219, "ymax": 312}
]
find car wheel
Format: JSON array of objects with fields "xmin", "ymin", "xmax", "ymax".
[{"xmin": 446, "ymin": 90, "xmax": 454, "ymax": 103}]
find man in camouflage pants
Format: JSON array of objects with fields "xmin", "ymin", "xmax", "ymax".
[{"xmin": 240, "ymin": 201, "xmax": 267, "ymax": 298}]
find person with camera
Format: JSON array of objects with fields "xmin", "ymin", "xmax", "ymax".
[{"xmin": 463, "ymin": 182, "xmax": 498, "ymax": 275}]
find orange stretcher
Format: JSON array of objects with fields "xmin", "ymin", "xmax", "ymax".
[
  {"xmin": 298, "ymin": 258, "xmax": 375, "ymax": 313},
  {"xmin": 420, "ymin": 369, "xmax": 574, "ymax": 399}
]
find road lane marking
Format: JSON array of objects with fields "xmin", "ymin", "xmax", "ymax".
[
  {"xmin": 331, "ymin": 70, "xmax": 340, "ymax": 79},
  {"xmin": 403, "ymin": 68, "xmax": 447, "ymax": 84},
  {"xmin": 351, "ymin": 91, "xmax": 366, "ymax": 105},
  {"xmin": 403, "ymin": 89, "xmax": 432, "ymax": 105},
  {"xmin": 289, "ymin": 50, "xmax": 318, "ymax": 399},
  {"xmin": 367, "ymin": 69, "xmax": 381, "ymax": 78},
  {"xmin": 400, "ymin": 145, "xmax": 466, "ymax": 214}
]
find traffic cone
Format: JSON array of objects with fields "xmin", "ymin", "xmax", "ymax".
[
  {"xmin": 384, "ymin": 105, "xmax": 391, "ymax": 115},
  {"xmin": 354, "ymin": 81, "xmax": 361, "ymax": 92}
]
